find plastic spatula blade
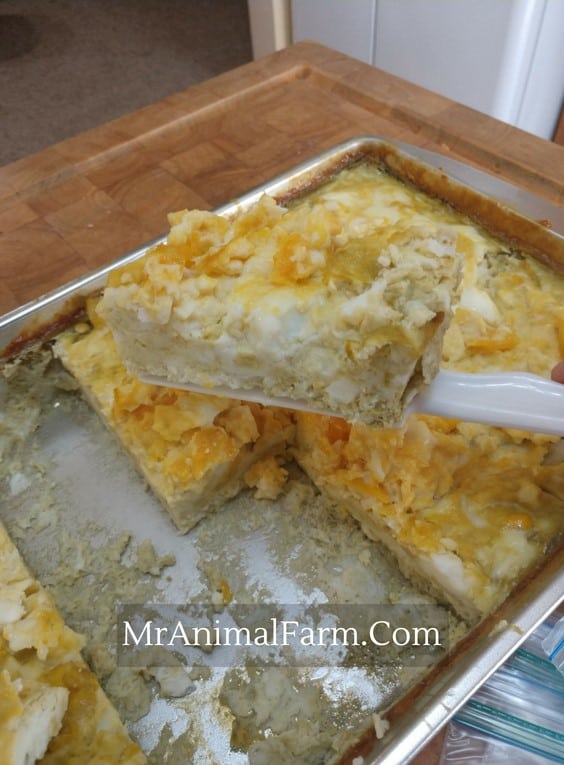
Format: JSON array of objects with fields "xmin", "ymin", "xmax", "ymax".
[{"xmin": 138, "ymin": 369, "xmax": 564, "ymax": 436}]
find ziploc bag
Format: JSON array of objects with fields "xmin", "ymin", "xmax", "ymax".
[
  {"xmin": 542, "ymin": 615, "xmax": 564, "ymax": 677},
  {"xmin": 440, "ymin": 612, "xmax": 564, "ymax": 764}
]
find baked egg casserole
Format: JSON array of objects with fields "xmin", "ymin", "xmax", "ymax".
[
  {"xmin": 0, "ymin": 521, "xmax": 145, "ymax": 765},
  {"xmin": 97, "ymin": 164, "xmax": 464, "ymax": 425},
  {"xmin": 52, "ymin": 160, "xmax": 564, "ymax": 628}
]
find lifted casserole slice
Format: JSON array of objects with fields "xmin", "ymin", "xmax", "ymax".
[
  {"xmin": 53, "ymin": 303, "xmax": 295, "ymax": 534},
  {"xmin": 96, "ymin": 163, "xmax": 463, "ymax": 426},
  {"xmin": 0, "ymin": 520, "xmax": 145, "ymax": 765}
]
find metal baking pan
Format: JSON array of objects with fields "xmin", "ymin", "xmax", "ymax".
[{"xmin": 1, "ymin": 136, "xmax": 563, "ymax": 764}]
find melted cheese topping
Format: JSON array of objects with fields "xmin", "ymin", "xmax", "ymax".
[
  {"xmin": 98, "ymin": 164, "xmax": 465, "ymax": 424},
  {"xmin": 0, "ymin": 522, "xmax": 145, "ymax": 764},
  {"xmin": 295, "ymin": 239, "xmax": 564, "ymax": 621}
]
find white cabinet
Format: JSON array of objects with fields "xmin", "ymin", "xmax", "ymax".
[{"xmin": 250, "ymin": 0, "xmax": 564, "ymax": 140}]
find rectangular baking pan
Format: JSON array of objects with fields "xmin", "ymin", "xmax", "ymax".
[{"xmin": 1, "ymin": 136, "xmax": 563, "ymax": 764}]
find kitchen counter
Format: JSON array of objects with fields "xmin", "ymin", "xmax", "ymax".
[{"xmin": 0, "ymin": 41, "xmax": 562, "ymax": 763}]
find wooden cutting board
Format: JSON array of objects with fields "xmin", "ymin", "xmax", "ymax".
[{"xmin": 0, "ymin": 41, "xmax": 563, "ymax": 317}]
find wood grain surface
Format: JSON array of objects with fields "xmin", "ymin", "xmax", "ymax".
[
  {"xmin": 1, "ymin": 41, "xmax": 563, "ymax": 763},
  {"xmin": 1, "ymin": 40, "xmax": 563, "ymax": 318}
]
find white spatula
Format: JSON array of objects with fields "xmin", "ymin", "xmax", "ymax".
[{"xmin": 139, "ymin": 369, "xmax": 564, "ymax": 436}]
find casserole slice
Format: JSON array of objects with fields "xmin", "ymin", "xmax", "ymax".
[
  {"xmin": 96, "ymin": 163, "xmax": 463, "ymax": 426},
  {"xmin": 53, "ymin": 302, "xmax": 295, "ymax": 534},
  {"xmin": 0, "ymin": 520, "xmax": 145, "ymax": 765},
  {"xmin": 294, "ymin": 411, "xmax": 564, "ymax": 623}
]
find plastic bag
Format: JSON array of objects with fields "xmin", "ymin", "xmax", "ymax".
[
  {"xmin": 440, "ymin": 719, "xmax": 559, "ymax": 765},
  {"xmin": 440, "ymin": 611, "xmax": 564, "ymax": 764}
]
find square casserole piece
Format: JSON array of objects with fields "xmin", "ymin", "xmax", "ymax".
[
  {"xmin": 53, "ymin": 302, "xmax": 295, "ymax": 534},
  {"xmin": 97, "ymin": 162, "xmax": 463, "ymax": 426}
]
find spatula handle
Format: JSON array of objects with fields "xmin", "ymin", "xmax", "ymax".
[{"xmin": 414, "ymin": 370, "xmax": 564, "ymax": 436}]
